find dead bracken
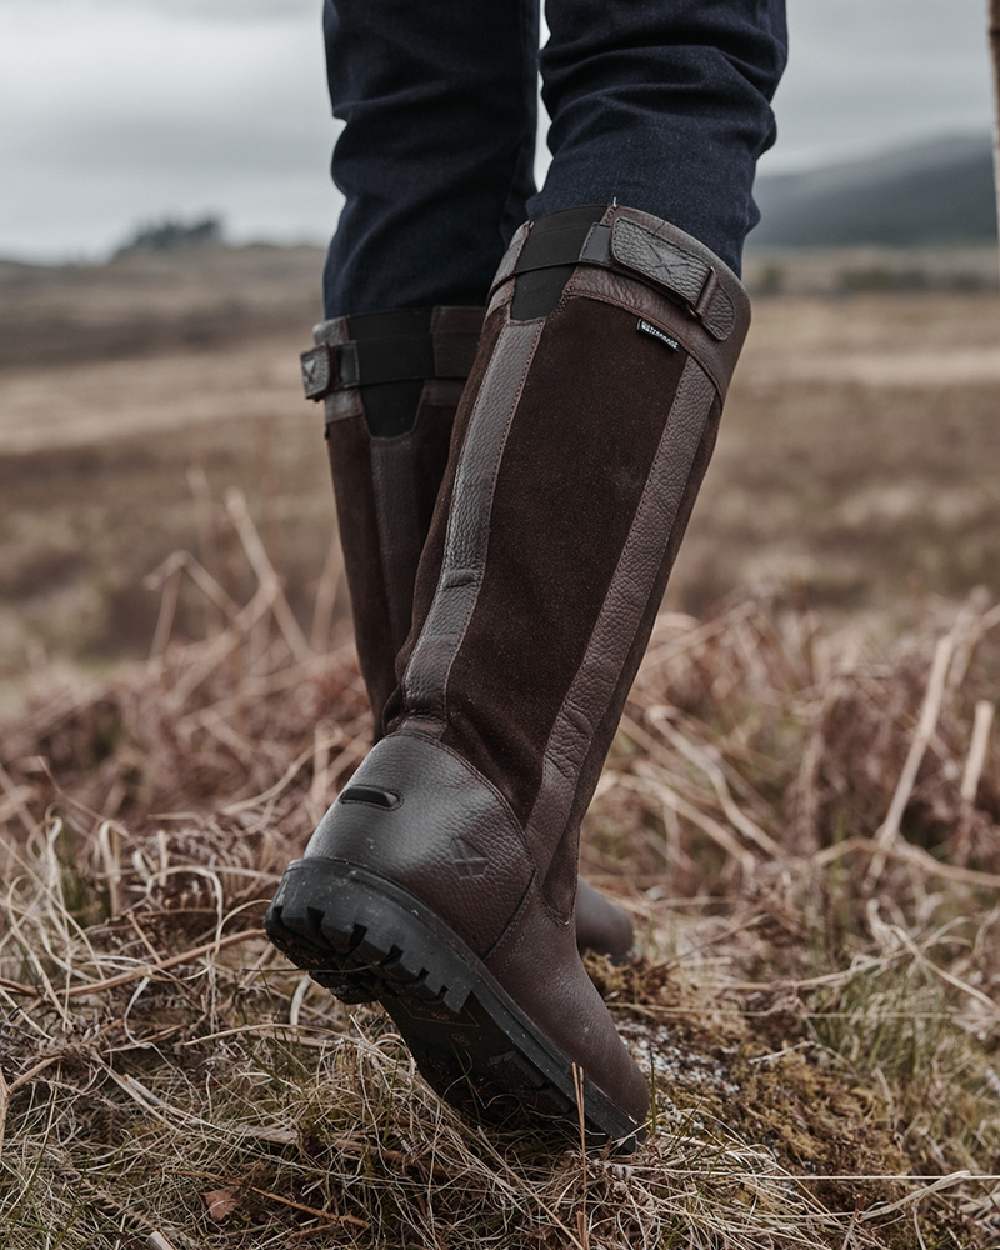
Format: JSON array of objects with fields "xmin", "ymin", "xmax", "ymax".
[{"xmin": 1, "ymin": 517, "xmax": 998, "ymax": 1248}]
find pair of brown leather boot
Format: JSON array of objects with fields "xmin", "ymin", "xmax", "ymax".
[{"xmin": 268, "ymin": 204, "xmax": 750, "ymax": 1147}]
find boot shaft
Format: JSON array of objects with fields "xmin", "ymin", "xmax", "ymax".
[
  {"xmin": 390, "ymin": 205, "xmax": 751, "ymax": 914},
  {"xmin": 301, "ymin": 306, "xmax": 483, "ymax": 724},
  {"xmin": 301, "ymin": 301, "xmax": 637, "ymax": 963}
]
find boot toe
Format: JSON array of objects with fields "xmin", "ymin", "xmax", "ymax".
[{"xmin": 487, "ymin": 875, "xmax": 650, "ymax": 1134}]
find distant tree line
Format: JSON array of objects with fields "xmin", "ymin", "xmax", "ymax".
[{"xmin": 114, "ymin": 215, "xmax": 224, "ymax": 258}]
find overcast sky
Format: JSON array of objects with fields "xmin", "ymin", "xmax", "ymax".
[{"xmin": 1, "ymin": 0, "xmax": 994, "ymax": 259}]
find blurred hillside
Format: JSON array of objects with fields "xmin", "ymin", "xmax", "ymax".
[
  {"xmin": 753, "ymin": 132, "xmax": 998, "ymax": 247},
  {"xmin": 0, "ymin": 243, "xmax": 322, "ymax": 370}
]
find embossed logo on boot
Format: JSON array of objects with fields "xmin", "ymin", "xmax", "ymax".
[{"xmin": 452, "ymin": 832, "xmax": 488, "ymax": 879}]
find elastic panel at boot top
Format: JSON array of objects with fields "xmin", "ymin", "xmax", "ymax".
[
  {"xmin": 357, "ymin": 381, "xmax": 426, "ymax": 438},
  {"xmin": 347, "ymin": 308, "xmax": 435, "ymax": 438},
  {"xmin": 349, "ymin": 307, "xmax": 434, "ymax": 340},
  {"xmin": 511, "ymin": 205, "xmax": 606, "ymax": 320}
]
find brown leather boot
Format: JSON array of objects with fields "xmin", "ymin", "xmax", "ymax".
[
  {"xmin": 270, "ymin": 204, "xmax": 750, "ymax": 1146},
  {"xmin": 301, "ymin": 305, "xmax": 633, "ymax": 963}
]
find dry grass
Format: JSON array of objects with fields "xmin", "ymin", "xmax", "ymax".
[{"xmin": 1, "ymin": 498, "xmax": 998, "ymax": 1249}]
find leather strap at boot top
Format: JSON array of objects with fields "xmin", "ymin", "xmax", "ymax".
[
  {"xmin": 301, "ymin": 312, "xmax": 481, "ymax": 402},
  {"xmin": 496, "ymin": 208, "xmax": 740, "ymax": 343}
]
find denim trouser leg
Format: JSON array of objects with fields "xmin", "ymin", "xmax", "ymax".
[
  {"xmin": 322, "ymin": 0, "xmax": 540, "ymax": 318},
  {"xmin": 532, "ymin": 0, "xmax": 788, "ymax": 273},
  {"xmin": 322, "ymin": 0, "xmax": 787, "ymax": 315}
]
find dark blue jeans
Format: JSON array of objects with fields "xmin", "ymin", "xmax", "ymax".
[{"xmin": 323, "ymin": 0, "xmax": 787, "ymax": 318}]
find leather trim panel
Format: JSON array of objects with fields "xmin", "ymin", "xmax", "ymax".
[
  {"xmin": 305, "ymin": 732, "xmax": 533, "ymax": 956},
  {"xmin": 401, "ymin": 315, "xmax": 544, "ymax": 727},
  {"xmin": 609, "ymin": 217, "xmax": 736, "ymax": 341}
]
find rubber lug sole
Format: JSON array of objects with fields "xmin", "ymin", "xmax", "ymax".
[
  {"xmin": 314, "ymin": 917, "xmax": 633, "ymax": 1005},
  {"xmin": 265, "ymin": 857, "xmax": 644, "ymax": 1151}
]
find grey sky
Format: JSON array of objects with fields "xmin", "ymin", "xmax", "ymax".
[{"xmin": 1, "ymin": 0, "xmax": 994, "ymax": 259}]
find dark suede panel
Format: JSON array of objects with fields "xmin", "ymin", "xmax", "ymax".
[
  {"xmin": 326, "ymin": 414, "xmax": 396, "ymax": 721},
  {"xmin": 440, "ymin": 295, "xmax": 688, "ymax": 823},
  {"xmin": 546, "ymin": 400, "xmax": 722, "ymax": 911},
  {"xmin": 385, "ymin": 304, "xmax": 508, "ymax": 727}
]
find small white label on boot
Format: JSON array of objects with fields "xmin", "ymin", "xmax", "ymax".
[{"xmin": 636, "ymin": 319, "xmax": 679, "ymax": 351}]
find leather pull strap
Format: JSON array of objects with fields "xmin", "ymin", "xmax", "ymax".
[
  {"xmin": 608, "ymin": 218, "xmax": 736, "ymax": 342},
  {"xmin": 504, "ymin": 213, "xmax": 737, "ymax": 342},
  {"xmin": 301, "ymin": 328, "xmax": 479, "ymax": 402}
]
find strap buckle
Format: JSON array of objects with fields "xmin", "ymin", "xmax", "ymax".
[{"xmin": 300, "ymin": 342, "xmax": 360, "ymax": 401}]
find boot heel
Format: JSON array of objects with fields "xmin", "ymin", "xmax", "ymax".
[{"xmin": 266, "ymin": 857, "xmax": 474, "ymax": 1011}]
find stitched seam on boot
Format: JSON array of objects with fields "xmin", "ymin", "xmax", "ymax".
[
  {"xmin": 480, "ymin": 868, "xmax": 538, "ymax": 965},
  {"xmin": 484, "ymin": 871, "xmax": 571, "ymax": 970}
]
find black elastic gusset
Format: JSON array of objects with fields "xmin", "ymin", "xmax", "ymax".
[
  {"xmin": 349, "ymin": 307, "xmax": 434, "ymax": 341},
  {"xmin": 347, "ymin": 308, "xmax": 433, "ymax": 438},
  {"xmin": 511, "ymin": 205, "xmax": 606, "ymax": 320},
  {"xmin": 358, "ymin": 381, "xmax": 427, "ymax": 438},
  {"xmin": 353, "ymin": 335, "xmax": 439, "ymax": 386}
]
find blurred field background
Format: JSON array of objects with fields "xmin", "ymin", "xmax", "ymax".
[{"xmin": 2, "ymin": 230, "xmax": 998, "ymax": 704}]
